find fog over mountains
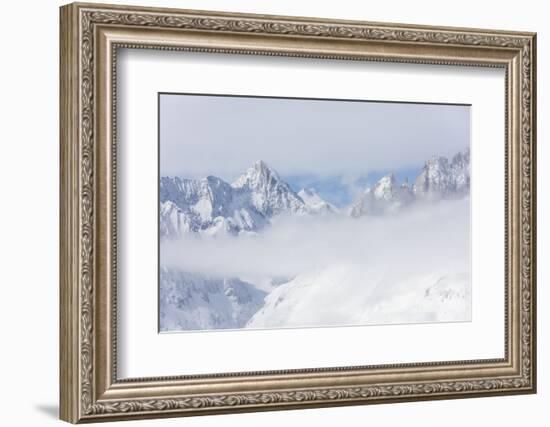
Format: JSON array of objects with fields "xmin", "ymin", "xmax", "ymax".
[{"xmin": 159, "ymin": 149, "xmax": 471, "ymax": 332}]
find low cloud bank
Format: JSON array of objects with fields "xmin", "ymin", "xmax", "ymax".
[{"xmin": 161, "ymin": 197, "xmax": 470, "ymax": 281}]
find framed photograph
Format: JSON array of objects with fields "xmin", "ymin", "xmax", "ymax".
[{"xmin": 60, "ymin": 2, "xmax": 537, "ymax": 423}]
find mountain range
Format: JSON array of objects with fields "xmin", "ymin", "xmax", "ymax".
[
  {"xmin": 160, "ymin": 149, "xmax": 470, "ymax": 238},
  {"xmin": 350, "ymin": 149, "xmax": 470, "ymax": 216}
]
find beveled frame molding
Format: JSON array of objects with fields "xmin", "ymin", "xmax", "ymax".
[{"xmin": 60, "ymin": 2, "xmax": 536, "ymax": 423}]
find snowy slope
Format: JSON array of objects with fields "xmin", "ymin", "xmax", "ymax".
[
  {"xmin": 245, "ymin": 195, "xmax": 471, "ymax": 329},
  {"xmin": 246, "ymin": 267, "xmax": 470, "ymax": 328},
  {"xmin": 232, "ymin": 160, "xmax": 307, "ymax": 217},
  {"xmin": 160, "ymin": 268, "xmax": 267, "ymax": 331}
]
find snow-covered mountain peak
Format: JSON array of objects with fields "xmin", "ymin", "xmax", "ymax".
[
  {"xmin": 350, "ymin": 172, "xmax": 412, "ymax": 217},
  {"xmin": 298, "ymin": 188, "xmax": 338, "ymax": 214},
  {"xmin": 231, "ymin": 160, "xmax": 306, "ymax": 218},
  {"xmin": 413, "ymin": 148, "xmax": 470, "ymax": 200},
  {"xmin": 381, "ymin": 172, "xmax": 396, "ymax": 182},
  {"xmin": 232, "ymin": 160, "xmax": 281, "ymax": 190},
  {"xmin": 373, "ymin": 173, "xmax": 398, "ymax": 201}
]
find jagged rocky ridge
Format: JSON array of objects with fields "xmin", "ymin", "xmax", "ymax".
[
  {"xmin": 161, "ymin": 149, "xmax": 470, "ymax": 237},
  {"xmin": 350, "ymin": 148, "xmax": 470, "ymax": 216}
]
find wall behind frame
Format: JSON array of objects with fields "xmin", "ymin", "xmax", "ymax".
[{"xmin": 0, "ymin": 0, "xmax": 545, "ymax": 426}]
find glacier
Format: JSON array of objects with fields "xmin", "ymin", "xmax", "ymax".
[{"xmin": 159, "ymin": 149, "xmax": 471, "ymax": 332}]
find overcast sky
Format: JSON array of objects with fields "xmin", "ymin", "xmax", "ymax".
[{"xmin": 160, "ymin": 93, "xmax": 470, "ymax": 188}]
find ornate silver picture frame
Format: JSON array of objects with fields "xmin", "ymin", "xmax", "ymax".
[{"xmin": 60, "ymin": 2, "xmax": 536, "ymax": 423}]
